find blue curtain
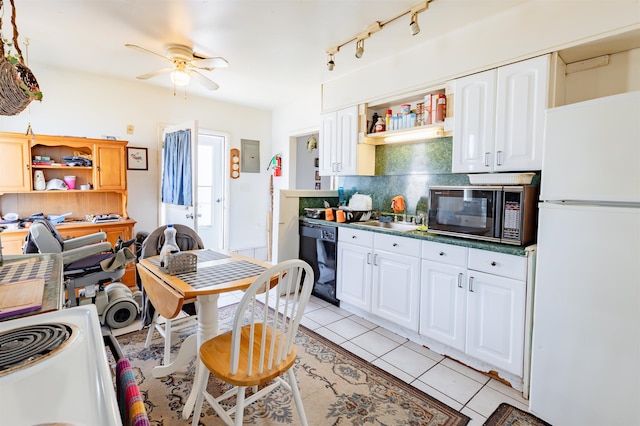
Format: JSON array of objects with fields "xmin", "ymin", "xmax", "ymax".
[{"xmin": 161, "ymin": 129, "xmax": 192, "ymax": 206}]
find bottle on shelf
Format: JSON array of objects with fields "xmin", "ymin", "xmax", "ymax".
[
  {"xmin": 385, "ymin": 109, "xmax": 392, "ymax": 130},
  {"xmin": 159, "ymin": 224, "xmax": 180, "ymax": 268}
]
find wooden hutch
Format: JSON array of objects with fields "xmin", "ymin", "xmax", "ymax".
[{"xmin": 0, "ymin": 132, "xmax": 137, "ymax": 287}]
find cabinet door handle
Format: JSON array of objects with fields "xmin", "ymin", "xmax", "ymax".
[
  {"xmin": 373, "ymin": 253, "xmax": 378, "ymax": 266},
  {"xmin": 25, "ymin": 164, "xmax": 30, "ymax": 169},
  {"xmin": 469, "ymin": 276, "xmax": 475, "ymax": 292},
  {"xmin": 392, "ymin": 243, "xmax": 398, "ymax": 247},
  {"xmin": 484, "ymin": 152, "xmax": 491, "ymax": 167},
  {"xmin": 351, "ymin": 235, "xmax": 357, "ymax": 239},
  {"xmin": 367, "ymin": 252, "xmax": 371, "ymax": 265},
  {"xmin": 439, "ymin": 251, "xmax": 445, "ymax": 256},
  {"xmin": 457, "ymin": 273, "xmax": 463, "ymax": 288},
  {"xmin": 497, "ymin": 150, "xmax": 503, "ymax": 166},
  {"xmin": 491, "ymin": 261, "xmax": 497, "ymax": 266}
]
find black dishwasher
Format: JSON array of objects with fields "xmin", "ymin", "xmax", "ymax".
[{"xmin": 299, "ymin": 222, "xmax": 339, "ymax": 306}]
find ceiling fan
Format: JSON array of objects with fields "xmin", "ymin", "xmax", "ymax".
[{"xmin": 125, "ymin": 43, "xmax": 228, "ymax": 90}]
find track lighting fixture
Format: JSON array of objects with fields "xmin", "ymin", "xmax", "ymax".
[
  {"xmin": 327, "ymin": 55, "xmax": 335, "ymax": 71},
  {"xmin": 324, "ymin": 1, "xmax": 430, "ymax": 69},
  {"xmin": 326, "ymin": 47, "xmax": 339, "ymax": 71},
  {"xmin": 410, "ymin": 12, "xmax": 420, "ymax": 36},
  {"xmin": 355, "ymin": 39, "xmax": 365, "ymax": 58}
]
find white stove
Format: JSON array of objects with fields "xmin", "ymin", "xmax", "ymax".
[{"xmin": 0, "ymin": 305, "xmax": 121, "ymax": 425}]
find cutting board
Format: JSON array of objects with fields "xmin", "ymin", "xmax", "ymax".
[{"xmin": 0, "ymin": 278, "xmax": 45, "ymax": 319}]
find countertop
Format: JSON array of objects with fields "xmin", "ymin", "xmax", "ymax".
[{"xmin": 300, "ymin": 217, "xmax": 535, "ymax": 256}]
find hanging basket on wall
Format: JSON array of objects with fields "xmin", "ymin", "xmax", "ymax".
[{"xmin": 0, "ymin": 0, "xmax": 42, "ymax": 116}]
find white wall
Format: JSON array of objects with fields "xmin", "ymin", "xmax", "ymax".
[
  {"xmin": 564, "ymin": 48, "xmax": 640, "ymax": 103},
  {"xmin": 0, "ymin": 64, "xmax": 272, "ymax": 252},
  {"xmin": 321, "ymin": 1, "xmax": 640, "ymax": 111}
]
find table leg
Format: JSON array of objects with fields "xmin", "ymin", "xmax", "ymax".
[{"xmin": 183, "ymin": 293, "xmax": 219, "ymax": 419}]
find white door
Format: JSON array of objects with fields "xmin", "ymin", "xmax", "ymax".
[
  {"xmin": 160, "ymin": 121, "xmax": 198, "ymax": 229},
  {"xmin": 420, "ymin": 260, "xmax": 467, "ymax": 351},
  {"xmin": 196, "ymin": 133, "xmax": 226, "ymax": 249}
]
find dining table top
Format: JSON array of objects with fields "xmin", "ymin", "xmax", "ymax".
[{"xmin": 138, "ymin": 248, "xmax": 274, "ymax": 301}]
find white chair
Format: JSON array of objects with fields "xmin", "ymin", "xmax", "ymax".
[{"xmin": 191, "ymin": 259, "xmax": 314, "ymax": 426}]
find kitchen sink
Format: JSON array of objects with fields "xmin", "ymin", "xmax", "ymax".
[{"xmin": 357, "ymin": 220, "xmax": 417, "ymax": 232}]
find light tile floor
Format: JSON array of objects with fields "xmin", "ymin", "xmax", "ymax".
[{"xmin": 115, "ymin": 291, "xmax": 531, "ymax": 425}]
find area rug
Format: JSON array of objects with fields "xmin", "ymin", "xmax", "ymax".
[
  {"xmin": 112, "ymin": 303, "xmax": 470, "ymax": 425},
  {"xmin": 483, "ymin": 403, "xmax": 551, "ymax": 426}
]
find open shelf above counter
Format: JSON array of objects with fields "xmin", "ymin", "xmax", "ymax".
[
  {"xmin": 362, "ymin": 123, "xmax": 450, "ymax": 145},
  {"xmin": 358, "ymin": 82, "xmax": 454, "ymax": 145}
]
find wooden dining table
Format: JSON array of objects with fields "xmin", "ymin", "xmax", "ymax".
[{"xmin": 137, "ymin": 248, "xmax": 274, "ymax": 420}]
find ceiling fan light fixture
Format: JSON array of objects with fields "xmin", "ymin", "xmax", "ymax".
[{"xmin": 171, "ymin": 70, "xmax": 191, "ymax": 86}]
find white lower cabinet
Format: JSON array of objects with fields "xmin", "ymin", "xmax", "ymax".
[
  {"xmin": 337, "ymin": 228, "xmax": 420, "ymax": 331},
  {"xmin": 465, "ymin": 269, "xmax": 525, "ymax": 376},
  {"xmin": 420, "ymin": 242, "xmax": 527, "ymax": 376},
  {"xmin": 420, "ymin": 260, "xmax": 467, "ymax": 352}
]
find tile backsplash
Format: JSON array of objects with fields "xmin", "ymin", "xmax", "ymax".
[{"xmin": 339, "ymin": 137, "xmax": 468, "ymax": 214}]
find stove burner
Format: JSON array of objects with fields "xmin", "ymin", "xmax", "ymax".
[{"xmin": 0, "ymin": 323, "xmax": 76, "ymax": 375}]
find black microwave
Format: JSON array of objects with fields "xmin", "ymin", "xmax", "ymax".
[{"xmin": 427, "ymin": 185, "xmax": 538, "ymax": 245}]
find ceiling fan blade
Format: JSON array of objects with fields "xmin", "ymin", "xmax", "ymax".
[
  {"xmin": 190, "ymin": 70, "xmax": 220, "ymax": 90},
  {"xmin": 125, "ymin": 43, "xmax": 170, "ymax": 62},
  {"xmin": 191, "ymin": 57, "xmax": 229, "ymax": 69},
  {"xmin": 136, "ymin": 67, "xmax": 174, "ymax": 80}
]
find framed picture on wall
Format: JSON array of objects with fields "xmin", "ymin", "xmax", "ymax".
[
  {"xmin": 314, "ymin": 157, "xmax": 319, "ymax": 167},
  {"xmin": 315, "ymin": 182, "xmax": 321, "ymax": 190},
  {"xmin": 127, "ymin": 147, "xmax": 148, "ymax": 170},
  {"xmin": 315, "ymin": 170, "xmax": 321, "ymax": 181}
]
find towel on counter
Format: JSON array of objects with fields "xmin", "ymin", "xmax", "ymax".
[{"xmin": 391, "ymin": 195, "xmax": 405, "ymax": 213}]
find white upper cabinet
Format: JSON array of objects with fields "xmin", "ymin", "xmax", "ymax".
[
  {"xmin": 453, "ymin": 55, "xmax": 549, "ymax": 173},
  {"xmin": 319, "ymin": 105, "xmax": 374, "ymax": 176},
  {"xmin": 451, "ymin": 70, "xmax": 497, "ymax": 173}
]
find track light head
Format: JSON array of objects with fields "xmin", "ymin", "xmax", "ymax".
[
  {"xmin": 410, "ymin": 12, "xmax": 420, "ymax": 36},
  {"xmin": 355, "ymin": 39, "xmax": 365, "ymax": 58},
  {"xmin": 327, "ymin": 57, "xmax": 335, "ymax": 71}
]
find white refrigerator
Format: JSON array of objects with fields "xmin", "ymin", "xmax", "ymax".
[{"xmin": 529, "ymin": 91, "xmax": 640, "ymax": 425}]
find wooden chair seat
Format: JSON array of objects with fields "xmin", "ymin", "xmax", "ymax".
[{"xmin": 200, "ymin": 323, "xmax": 297, "ymax": 387}]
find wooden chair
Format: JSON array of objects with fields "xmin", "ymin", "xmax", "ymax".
[{"xmin": 191, "ymin": 259, "xmax": 314, "ymax": 426}]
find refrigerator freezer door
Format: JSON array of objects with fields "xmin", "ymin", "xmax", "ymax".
[
  {"xmin": 541, "ymin": 91, "xmax": 640, "ymax": 203},
  {"xmin": 529, "ymin": 203, "xmax": 640, "ymax": 425}
]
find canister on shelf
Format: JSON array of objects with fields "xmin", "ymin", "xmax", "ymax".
[
  {"xmin": 424, "ymin": 94, "xmax": 432, "ymax": 125},
  {"xmin": 435, "ymin": 93, "xmax": 446, "ymax": 123},
  {"xmin": 401, "ymin": 104, "xmax": 411, "ymax": 115}
]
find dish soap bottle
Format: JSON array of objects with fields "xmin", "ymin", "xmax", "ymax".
[{"xmin": 159, "ymin": 224, "xmax": 180, "ymax": 268}]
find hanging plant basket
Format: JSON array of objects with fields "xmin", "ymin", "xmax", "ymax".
[{"xmin": 0, "ymin": 0, "xmax": 42, "ymax": 116}]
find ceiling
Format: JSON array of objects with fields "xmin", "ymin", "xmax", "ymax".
[
  {"xmin": 10, "ymin": 1, "xmax": 638, "ymax": 111},
  {"xmin": 7, "ymin": 0, "xmax": 536, "ymax": 111}
]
